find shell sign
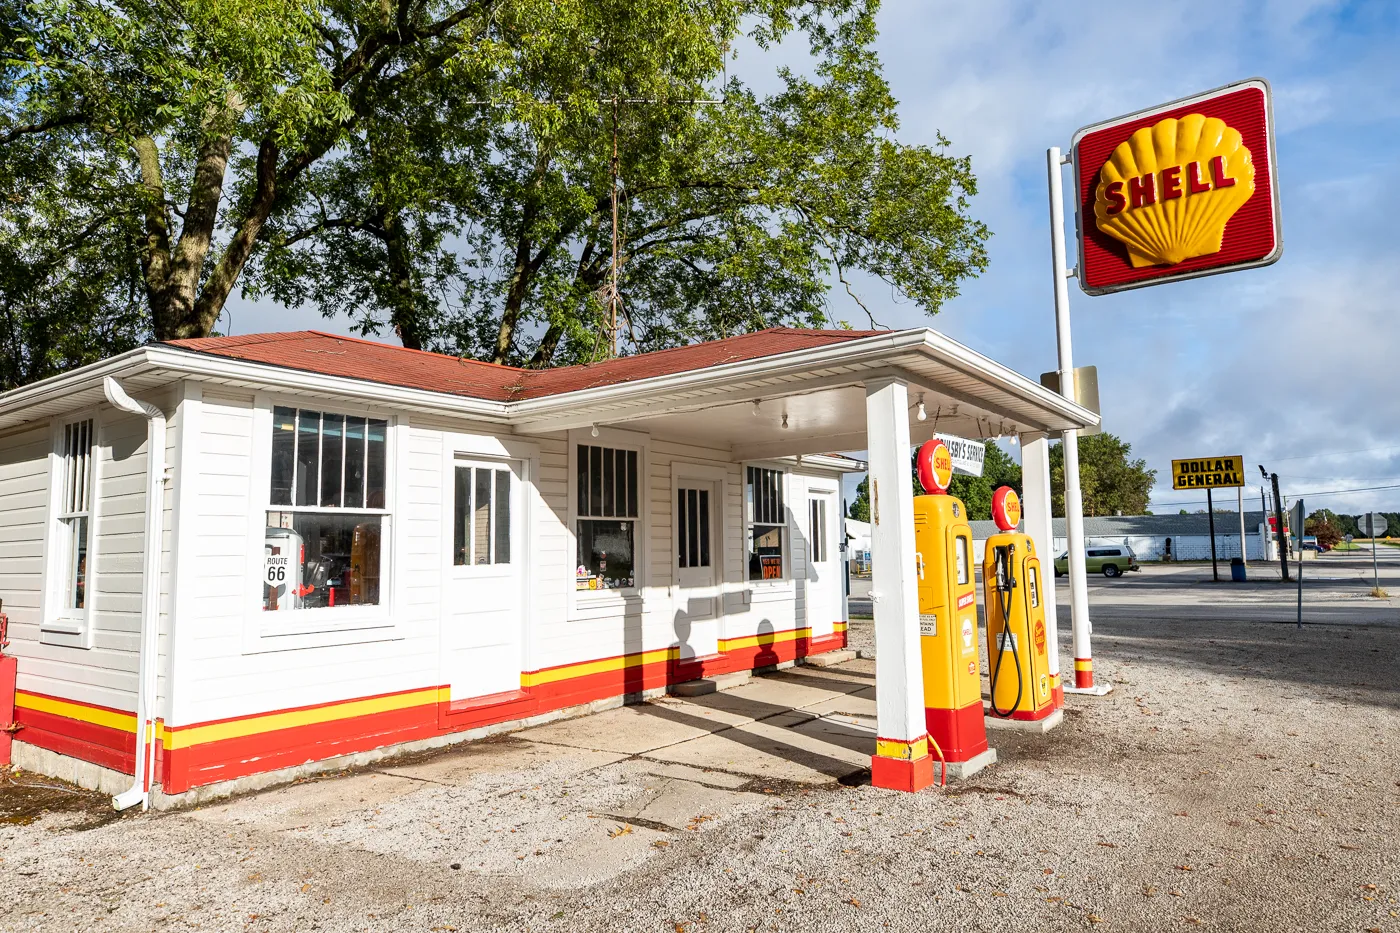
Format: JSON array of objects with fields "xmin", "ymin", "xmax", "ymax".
[{"xmin": 1072, "ymin": 79, "xmax": 1281, "ymax": 295}]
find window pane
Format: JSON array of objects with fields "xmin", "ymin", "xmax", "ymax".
[
  {"xmin": 1028, "ymin": 566, "xmax": 1040, "ymax": 608},
  {"xmin": 699, "ymin": 490, "xmax": 710, "ymax": 567},
  {"xmin": 473, "ymin": 468, "xmax": 492, "ymax": 564},
  {"xmin": 68, "ymin": 516, "xmax": 88, "ymax": 609},
  {"xmin": 626, "ymin": 451, "xmax": 638, "ymax": 518},
  {"xmin": 615, "ymin": 449, "xmax": 627, "ymax": 520},
  {"xmin": 270, "ymin": 407, "xmax": 296, "ymax": 506},
  {"xmin": 494, "ymin": 469, "xmax": 511, "ymax": 564},
  {"xmin": 320, "ymin": 414, "xmax": 345, "ymax": 508},
  {"xmin": 343, "ymin": 416, "xmax": 366, "ymax": 509},
  {"xmin": 576, "ymin": 519, "xmax": 635, "ymax": 590},
  {"xmin": 366, "ymin": 419, "xmax": 387, "ymax": 508},
  {"xmin": 264, "ymin": 513, "xmax": 382, "ymax": 610},
  {"xmin": 589, "ymin": 446, "xmax": 603, "ymax": 518},
  {"xmin": 956, "ymin": 536, "xmax": 970, "ymax": 585},
  {"xmin": 453, "ymin": 467, "xmax": 470, "ymax": 566},
  {"xmin": 676, "ymin": 489, "xmax": 687, "ymax": 567},
  {"xmin": 749, "ymin": 525, "xmax": 784, "ymax": 581},
  {"xmin": 296, "ymin": 410, "xmax": 321, "ymax": 507},
  {"xmin": 745, "ymin": 467, "xmax": 755, "ymax": 524},
  {"xmin": 577, "ymin": 445, "xmax": 591, "ymax": 516},
  {"xmin": 603, "ymin": 447, "xmax": 615, "ymax": 517},
  {"xmin": 687, "ymin": 489, "xmax": 699, "ymax": 568}
]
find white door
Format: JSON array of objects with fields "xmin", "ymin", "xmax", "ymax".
[
  {"xmin": 675, "ymin": 479, "xmax": 720, "ymax": 659},
  {"xmin": 443, "ymin": 457, "xmax": 524, "ymax": 701},
  {"xmin": 805, "ymin": 488, "xmax": 841, "ymax": 639}
]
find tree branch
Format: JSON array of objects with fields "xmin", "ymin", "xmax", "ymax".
[{"xmin": 0, "ymin": 113, "xmax": 86, "ymax": 146}]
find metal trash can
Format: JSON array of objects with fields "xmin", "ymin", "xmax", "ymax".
[{"xmin": 1230, "ymin": 557, "xmax": 1247, "ymax": 582}]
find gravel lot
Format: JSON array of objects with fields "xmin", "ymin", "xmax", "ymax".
[{"xmin": 5, "ymin": 615, "xmax": 1399, "ymax": 932}]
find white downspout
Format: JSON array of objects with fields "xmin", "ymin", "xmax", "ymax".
[{"xmin": 103, "ymin": 377, "xmax": 165, "ymax": 812}]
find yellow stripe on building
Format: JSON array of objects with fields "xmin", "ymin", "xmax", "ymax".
[
  {"xmin": 520, "ymin": 647, "xmax": 677, "ymax": 688},
  {"xmin": 164, "ymin": 687, "xmax": 440, "ymax": 750},
  {"xmin": 720, "ymin": 627, "xmax": 810, "ymax": 652},
  {"xmin": 15, "ymin": 692, "xmax": 137, "ymax": 734}
]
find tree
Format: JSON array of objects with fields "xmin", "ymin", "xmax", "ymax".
[
  {"xmin": 1305, "ymin": 516, "xmax": 1342, "ymax": 550},
  {"xmin": 3, "ymin": 0, "xmax": 510, "ymax": 349},
  {"xmin": 3, "ymin": 0, "xmax": 991, "ymax": 382},
  {"xmin": 249, "ymin": 1, "xmax": 990, "ymax": 365},
  {"xmin": 848, "ymin": 476, "xmax": 870, "ymax": 522},
  {"xmin": 1049, "ymin": 433, "xmax": 1156, "ymax": 518},
  {"xmin": 945, "ymin": 443, "xmax": 1020, "ymax": 521},
  {"xmin": 846, "ymin": 441, "xmax": 1021, "ymax": 523}
]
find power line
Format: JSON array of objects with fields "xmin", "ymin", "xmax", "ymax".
[
  {"xmin": 1265, "ymin": 444, "xmax": 1400, "ymax": 462},
  {"xmin": 1151, "ymin": 481, "xmax": 1400, "ymax": 511}
]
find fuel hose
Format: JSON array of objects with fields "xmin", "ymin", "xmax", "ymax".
[{"xmin": 988, "ymin": 545, "xmax": 1025, "ymax": 718}]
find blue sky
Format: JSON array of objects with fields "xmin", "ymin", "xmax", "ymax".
[{"xmin": 229, "ymin": 0, "xmax": 1400, "ymax": 515}]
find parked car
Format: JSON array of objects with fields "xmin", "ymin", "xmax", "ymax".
[{"xmin": 1054, "ymin": 545, "xmax": 1139, "ymax": 578}]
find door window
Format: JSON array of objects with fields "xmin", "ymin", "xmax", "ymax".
[
  {"xmin": 955, "ymin": 535, "xmax": 970, "ymax": 585},
  {"xmin": 454, "ymin": 465, "xmax": 512, "ymax": 566},
  {"xmin": 809, "ymin": 498, "xmax": 828, "ymax": 563},
  {"xmin": 677, "ymin": 487, "xmax": 711, "ymax": 569}
]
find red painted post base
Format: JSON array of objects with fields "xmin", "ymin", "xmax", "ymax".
[
  {"xmin": 0, "ymin": 654, "xmax": 17, "ymax": 766},
  {"xmin": 1074, "ymin": 658, "xmax": 1094, "ymax": 689},
  {"xmin": 870, "ymin": 753, "xmax": 935, "ymax": 792},
  {"xmin": 1050, "ymin": 675, "xmax": 1065, "ymax": 710}
]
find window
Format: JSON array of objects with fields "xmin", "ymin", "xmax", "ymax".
[
  {"xmin": 746, "ymin": 466, "xmax": 786, "ymax": 581},
  {"xmin": 808, "ymin": 499, "xmax": 828, "ymax": 564},
  {"xmin": 54, "ymin": 419, "xmax": 95, "ymax": 617},
  {"xmin": 1027, "ymin": 565, "xmax": 1040, "ymax": 608},
  {"xmin": 677, "ymin": 488, "xmax": 711, "ymax": 569},
  {"xmin": 955, "ymin": 535, "xmax": 970, "ymax": 585},
  {"xmin": 454, "ymin": 465, "xmax": 511, "ymax": 566},
  {"xmin": 576, "ymin": 444, "xmax": 638, "ymax": 590},
  {"xmin": 264, "ymin": 407, "xmax": 387, "ymax": 611}
]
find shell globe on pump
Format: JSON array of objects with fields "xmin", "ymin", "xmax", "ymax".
[
  {"xmin": 982, "ymin": 487, "xmax": 1056, "ymax": 723},
  {"xmin": 911, "ymin": 440, "xmax": 991, "ymax": 772}
]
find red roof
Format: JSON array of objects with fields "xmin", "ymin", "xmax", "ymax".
[{"xmin": 166, "ymin": 328, "xmax": 885, "ymax": 402}]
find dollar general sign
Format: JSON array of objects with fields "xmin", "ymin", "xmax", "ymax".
[{"xmin": 1172, "ymin": 455, "xmax": 1246, "ymax": 490}]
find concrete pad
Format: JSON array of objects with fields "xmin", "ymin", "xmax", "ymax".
[
  {"xmin": 801, "ymin": 648, "xmax": 857, "ymax": 667},
  {"xmin": 636, "ymin": 760, "xmax": 753, "ymax": 789},
  {"xmin": 788, "ymin": 713, "xmax": 878, "ymax": 756},
  {"xmin": 798, "ymin": 689, "xmax": 878, "ymax": 720},
  {"xmin": 722, "ymin": 670, "xmax": 862, "ymax": 712},
  {"xmin": 668, "ymin": 669, "xmax": 752, "ymax": 696},
  {"xmin": 941, "ymin": 747, "xmax": 998, "ymax": 781},
  {"xmin": 607, "ymin": 776, "xmax": 754, "ymax": 831},
  {"xmin": 515, "ymin": 704, "xmax": 722, "ymax": 755},
  {"xmin": 982, "ymin": 708, "xmax": 1064, "ymax": 733},
  {"xmin": 643, "ymin": 710, "xmax": 867, "ymax": 784},
  {"xmin": 649, "ymin": 693, "xmax": 770, "ymax": 729},
  {"xmin": 185, "ymin": 771, "xmax": 423, "ymax": 831},
  {"xmin": 381, "ymin": 738, "xmax": 627, "ymax": 785}
]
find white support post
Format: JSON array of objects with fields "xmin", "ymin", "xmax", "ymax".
[
  {"xmin": 864, "ymin": 377, "xmax": 934, "ymax": 791},
  {"xmin": 1019, "ymin": 431, "xmax": 1063, "ymax": 708},
  {"xmin": 1047, "ymin": 146, "xmax": 1109, "ymax": 696}
]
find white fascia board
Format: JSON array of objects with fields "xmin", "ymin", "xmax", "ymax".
[
  {"xmin": 0, "ymin": 346, "xmax": 511, "ymax": 428},
  {"xmin": 794, "ymin": 454, "xmax": 867, "ymax": 472},
  {"xmin": 915, "ymin": 331, "xmax": 1100, "ymax": 431},
  {"xmin": 146, "ymin": 347, "xmax": 511, "ymax": 422},
  {"xmin": 509, "ymin": 330, "xmax": 933, "ymax": 424}
]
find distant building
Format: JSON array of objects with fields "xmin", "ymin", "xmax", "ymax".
[{"xmin": 969, "ymin": 511, "xmax": 1272, "ymax": 563}]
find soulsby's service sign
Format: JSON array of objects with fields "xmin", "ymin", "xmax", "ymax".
[{"xmin": 1072, "ymin": 79, "xmax": 1282, "ymax": 295}]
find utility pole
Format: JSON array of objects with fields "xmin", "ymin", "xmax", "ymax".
[{"xmin": 1262, "ymin": 466, "xmax": 1290, "ymax": 582}]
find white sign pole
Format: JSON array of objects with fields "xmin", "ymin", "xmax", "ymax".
[{"xmin": 1047, "ymin": 147, "xmax": 1106, "ymax": 696}]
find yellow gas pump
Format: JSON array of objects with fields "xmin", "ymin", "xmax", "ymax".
[
  {"xmin": 913, "ymin": 440, "xmax": 990, "ymax": 768},
  {"xmin": 982, "ymin": 487, "xmax": 1055, "ymax": 722}
]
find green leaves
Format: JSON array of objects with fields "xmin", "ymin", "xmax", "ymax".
[
  {"xmin": 1050, "ymin": 434, "xmax": 1158, "ymax": 518},
  {"xmin": 3, "ymin": 0, "xmax": 992, "ymax": 383}
]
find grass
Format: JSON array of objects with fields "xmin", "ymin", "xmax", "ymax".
[{"xmin": 1371, "ymin": 587, "xmax": 1390, "ymax": 598}]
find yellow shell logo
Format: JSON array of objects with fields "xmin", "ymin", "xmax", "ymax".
[{"xmin": 1093, "ymin": 114, "xmax": 1255, "ymax": 268}]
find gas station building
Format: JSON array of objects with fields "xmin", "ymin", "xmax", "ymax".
[{"xmin": 0, "ymin": 327, "xmax": 1097, "ymax": 806}]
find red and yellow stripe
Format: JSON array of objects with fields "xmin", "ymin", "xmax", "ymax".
[{"xmin": 13, "ymin": 621, "xmax": 849, "ymax": 795}]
